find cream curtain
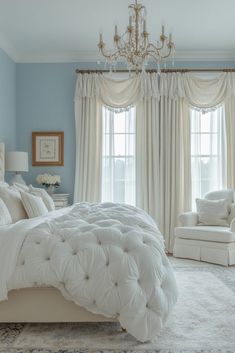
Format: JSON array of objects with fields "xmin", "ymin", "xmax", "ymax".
[
  {"xmin": 224, "ymin": 97, "xmax": 235, "ymax": 188},
  {"xmin": 136, "ymin": 98, "xmax": 160, "ymax": 223},
  {"xmin": 160, "ymin": 72, "xmax": 235, "ymax": 194},
  {"xmin": 74, "ymin": 97, "xmax": 102, "ymax": 202},
  {"xmin": 74, "ymin": 72, "xmax": 160, "ymax": 204},
  {"xmin": 158, "ymin": 97, "xmax": 191, "ymax": 252},
  {"xmin": 158, "ymin": 72, "xmax": 235, "ymax": 251}
]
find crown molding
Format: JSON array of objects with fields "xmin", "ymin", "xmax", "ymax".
[
  {"xmin": 174, "ymin": 50, "xmax": 235, "ymax": 61},
  {"xmin": 1, "ymin": 40, "xmax": 235, "ymax": 64},
  {"xmin": 17, "ymin": 50, "xmax": 100, "ymax": 63},
  {"xmin": 16, "ymin": 50, "xmax": 235, "ymax": 64},
  {"xmin": 0, "ymin": 33, "xmax": 19, "ymax": 62}
]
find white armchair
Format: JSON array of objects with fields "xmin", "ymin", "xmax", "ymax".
[
  {"xmin": 178, "ymin": 212, "xmax": 199, "ymax": 227},
  {"xmin": 173, "ymin": 189, "xmax": 235, "ymax": 266}
]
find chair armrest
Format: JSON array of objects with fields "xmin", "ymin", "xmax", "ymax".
[
  {"xmin": 178, "ymin": 212, "xmax": 199, "ymax": 226},
  {"xmin": 230, "ymin": 218, "xmax": 235, "ymax": 233}
]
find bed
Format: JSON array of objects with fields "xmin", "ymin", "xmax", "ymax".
[
  {"xmin": 0, "ymin": 142, "xmax": 113, "ymax": 324},
  {"xmin": 0, "ymin": 142, "xmax": 177, "ymax": 342}
]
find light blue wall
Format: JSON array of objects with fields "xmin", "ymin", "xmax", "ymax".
[
  {"xmin": 16, "ymin": 60, "xmax": 235, "ymax": 200},
  {"xmin": 0, "ymin": 49, "xmax": 16, "ymax": 151},
  {"xmin": 16, "ymin": 63, "xmax": 78, "ymax": 200}
]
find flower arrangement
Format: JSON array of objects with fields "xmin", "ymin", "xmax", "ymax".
[{"xmin": 36, "ymin": 173, "xmax": 61, "ymax": 188}]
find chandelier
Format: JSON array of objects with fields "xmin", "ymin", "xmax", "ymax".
[{"xmin": 97, "ymin": 0, "xmax": 175, "ymax": 72}]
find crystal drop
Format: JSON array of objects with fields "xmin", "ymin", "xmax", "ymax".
[{"xmin": 157, "ymin": 62, "xmax": 161, "ymax": 76}]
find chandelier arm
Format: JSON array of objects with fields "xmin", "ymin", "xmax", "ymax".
[
  {"xmin": 148, "ymin": 46, "xmax": 172, "ymax": 61},
  {"xmin": 160, "ymin": 47, "xmax": 173, "ymax": 59},
  {"xmin": 99, "ymin": 46, "xmax": 122, "ymax": 62},
  {"xmin": 147, "ymin": 41, "xmax": 165, "ymax": 52},
  {"xmin": 119, "ymin": 32, "xmax": 130, "ymax": 49}
]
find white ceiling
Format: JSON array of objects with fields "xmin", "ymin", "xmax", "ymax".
[{"xmin": 0, "ymin": 0, "xmax": 235, "ymax": 62}]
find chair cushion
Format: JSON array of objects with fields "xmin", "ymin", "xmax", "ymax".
[
  {"xmin": 196, "ymin": 198, "xmax": 229, "ymax": 226},
  {"xmin": 175, "ymin": 226, "xmax": 235, "ymax": 243}
]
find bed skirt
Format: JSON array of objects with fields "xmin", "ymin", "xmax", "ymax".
[{"xmin": 0, "ymin": 287, "xmax": 115, "ymax": 322}]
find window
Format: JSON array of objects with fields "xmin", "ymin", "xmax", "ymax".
[
  {"xmin": 190, "ymin": 105, "xmax": 227, "ymax": 208},
  {"xmin": 102, "ymin": 106, "xmax": 136, "ymax": 205}
]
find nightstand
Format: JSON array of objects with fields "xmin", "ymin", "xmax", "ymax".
[{"xmin": 52, "ymin": 194, "xmax": 70, "ymax": 209}]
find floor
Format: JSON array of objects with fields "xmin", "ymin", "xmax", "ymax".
[
  {"xmin": 168, "ymin": 255, "xmax": 218, "ymax": 267},
  {"xmin": 1, "ymin": 256, "xmax": 235, "ymax": 353}
]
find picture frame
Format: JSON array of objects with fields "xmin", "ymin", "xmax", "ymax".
[{"xmin": 32, "ymin": 131, "xmax": 64, "ymax": 166}]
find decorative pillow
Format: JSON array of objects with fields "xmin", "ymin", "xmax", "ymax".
[
  {"xmin": 0, "ymin": 182, "xmax": 9, "ymax": 188},
  {"xmin": 0, "ymin": 187, "xmax": 28, "ymax": 222},
  {"xmin": 196, "ymin": 198, "xmax": 229, "ymax": 226},
  {"xmin": 29, "ymin": 185, "xmax": 55, "ymax": 211},
  {"xmin": 21, "ymin": 191, "xmax": 48, "ymax": 218},
  {"xmin": 12, "ymin": 183, "xmax": 29, "ymax": 192},
  {"xmin": 0, "ymin": 199, "xmax": 12, "ymax": 225}
]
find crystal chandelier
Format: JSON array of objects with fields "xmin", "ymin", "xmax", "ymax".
[{"xmin": 97, "ymin": 0, "xmax": 175, "ymax": 72}]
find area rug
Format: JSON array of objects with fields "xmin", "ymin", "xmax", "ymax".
[{"xmin": 1, "ymin": 265, "xmax": 235, "ymax": 353}]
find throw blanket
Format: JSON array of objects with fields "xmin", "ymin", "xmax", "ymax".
[{"xmin": 4, "ymin": 203, "xmax": 177, "ymax": 342}]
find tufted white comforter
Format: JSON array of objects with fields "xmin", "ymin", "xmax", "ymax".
[{"xmin": 0, "ymin": 203, "xmax": 177, "ymax": 342}]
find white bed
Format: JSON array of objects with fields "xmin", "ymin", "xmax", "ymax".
[
  {"xmin": 0, "ymin": 142, "xmax": 177, "ymax": 342},
  {"xmin": 0, "ymin": 142, "xmax": 113, "ymax": 324}
]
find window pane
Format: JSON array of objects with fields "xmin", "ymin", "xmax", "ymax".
[
  {"xmin": 114, "ymin": 113, "xmax": 125, "ymax": 133},
  {"xmin": 102, "ymin": 106, "xmax": 136, "ymax": 206},
  {"xmin": 200, "ymin": 134, "xmax": 211, "ymax": 155},
  {"xmin": 115, "ymin": 158, "xmax": 125, "ymax": 180},
  {"xmin": 114, "ymin": 135, "xmax": 126, "ymax": 155},
  {"xmin": 190, "ymin": 105, "xmax": 226, "ymax": 210}
]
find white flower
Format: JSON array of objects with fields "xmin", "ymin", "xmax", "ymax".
[{"xmin": 36, "ymin": 173, "xmax": 61, "ymax": 187}]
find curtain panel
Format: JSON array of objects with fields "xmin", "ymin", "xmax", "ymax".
[{"xmin": 160, "ymin": 72, "xmax": 235, "ymax": 194}]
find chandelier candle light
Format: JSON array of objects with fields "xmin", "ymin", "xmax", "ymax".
[{"xmin": 98, "ymin": 0, "xmax": 175, "ymax": 73}]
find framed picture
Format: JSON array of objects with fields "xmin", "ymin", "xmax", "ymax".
[{"xmin": 32, "ymin": 132, "xmax": 64, "ymax": 166}]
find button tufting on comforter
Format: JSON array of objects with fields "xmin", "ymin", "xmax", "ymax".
[{"xmin": 8, "ymin": 202, "xmax": 178, "ymax": 342}]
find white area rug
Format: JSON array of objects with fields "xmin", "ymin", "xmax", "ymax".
[{"xmin": 1, "ymin": 265, "xmax": 235, "ymax": 353}]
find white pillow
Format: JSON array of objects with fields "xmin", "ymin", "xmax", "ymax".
[
  {"xmin": 0, "ymin": 187, "xmax": 27, "ymax": 222},
  {"xmin": 196, "ymin": 198, "xmax": 229, "ymax": 226},
  {"xmin": 12, "ymin": 183, "xmax": 29, "ymax": 192},
  {"xmin": 21, "ymin": 191, "xmax": 48, "ymax": 218},
  {"xmin": 0, "ymin": 199, "xmax": 12, "ymax": 225},
  {"xmin": 29, "ymin": 185, "xmax": 55, "ymax": 211},
  {"xmin": 0, "ymin": 182, "xmax": 9, "ymax": 188}
]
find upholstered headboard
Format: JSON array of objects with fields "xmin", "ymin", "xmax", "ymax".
[{"xmin": 0, "ymin": 142, "xmax": 5, "ymax": 182}]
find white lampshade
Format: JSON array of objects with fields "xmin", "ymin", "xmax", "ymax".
[{"xmin": 6, "ymin": 151, "xmax": 29, "ymax": 172}]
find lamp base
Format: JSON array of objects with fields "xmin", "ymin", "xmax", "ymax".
[{"xmin": 9, "ymin": 173, "xmax": 26, "ymax": 185}]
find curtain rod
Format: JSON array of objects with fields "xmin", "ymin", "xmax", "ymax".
[{"xmin": 75, "ymin": 68, "xmax": 235, "ymax": 74}]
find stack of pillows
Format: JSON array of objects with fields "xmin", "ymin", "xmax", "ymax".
[{"xmin": 0, "ymin": 182, "xmax": 55, "ymax": 226}]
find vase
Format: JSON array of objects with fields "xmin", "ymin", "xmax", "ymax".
[{"xmin": 46, "ymin": 185, "xmax": 55, "ymax": 195}]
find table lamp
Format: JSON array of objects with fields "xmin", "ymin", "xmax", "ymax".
[{"xmin": 6, "ymin": 151, "xmax": 29, "ymax": 185}]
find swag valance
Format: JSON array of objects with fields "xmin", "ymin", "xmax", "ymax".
[
  {"xmin": 75, "ymin": 71, "xmax": 235, "ymax": 110},
  {"xmin": 160, "ymin": 72, "xmax": 235, "ymax": 109},
  {"xmin": 74, "ymin": 73, "xmax": 160, "ymax": 109}
]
